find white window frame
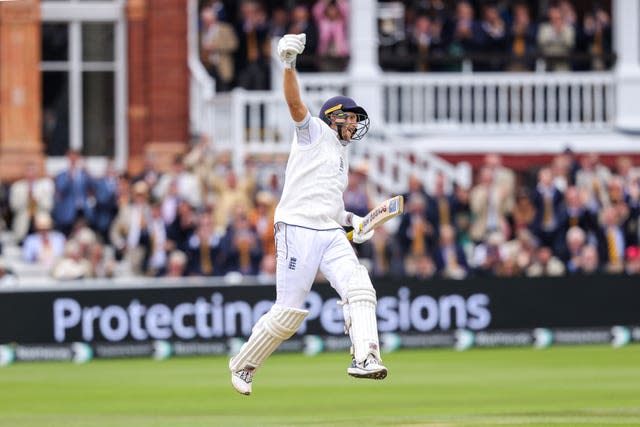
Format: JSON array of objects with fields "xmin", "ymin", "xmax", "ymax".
[{"xmin": 41, "ymin": 0, "xmax": 127, "ymax": 176}]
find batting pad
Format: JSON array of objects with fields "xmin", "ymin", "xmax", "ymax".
[
  {"xmin": 345, "ymin": 265, "xmax": 381, "ymax": 363},
  {"xmin": 229, "ymin": 305, "xmax": 308, "ymax": 372}
]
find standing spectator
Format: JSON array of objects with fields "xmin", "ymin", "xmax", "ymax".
[
  {"xmin": 477, "ymin": 2, "xmax": 508, "ymax": 71},
  {"xmin": 575, "ymin": 153, "xmax": 611, "ymax": 211},
  {"xmin": 154, "ymin": 154, "xmax": 202, "ymax": 209},
  {"xmin": 52, "ymin": 149, "xmax": 92, "ymax": 236},
  {"xmin": 109, "ymin": 181, "xmax": 151, "ymax": 275},
  {"xmin": 427, "ymin": 171, "xmax": 456, "ymax": 236},
  {"xmin": 442, "ymin": 1, "xmax": 483, "ymax": 71},
  {"xmin": 408, "ymin": 13, "xmax": 446, "ymax": 72},
  {"xmin": 9, "ymin": 162, "xmax": 54, "ymax": 243},
  {"xmin": 90, "ymin": 159, "xmax": 119, "ymax": 244},
  {"xmin": 506, "ymin": 1, "xmax": 537, "ymax": 71},
  {"xmin": 235, "ymin": 0, "xmax": 271, "ymax": 90},
  {"xmin": 596, "ymin": 205, "xmax": 626, "ymax": 274},
  {"xmin": 396, "ymin": 193, "xmax": 434, "ymax": 262},
  {"xmin": 200, "ymin": 3, "xmax": 238, "ymax": 92},
  {"xmin": 469, "ymin": 166, "xmax": 511, "ymax": 243},
  {"xmin": 313, "ymin": 0, "xmax": 350, "ymax": 71},
  {"xmin": 510, "ymin": 188, "xmax": 536, "ymax": 233},
  {"xmin": 211, "ymin": 168, "xmax": 256, "ymax": 231},
  {"xmin": 531, "ymin": 166, "xmax": 564, "ymax": 252},
  {"xmin": 220, "ymin": 207, "xmax": 263, "ymax": 275},
  {"xmin": 287, "ymin": 4, "xmax": 318, "ymax": 71},
  {"xmin": 132, "ymin": 152, "xmax": 162, "ymax": 190},
  {"xmin": 22, "ymin": 212, "xmax": 66, "ymax": 269},
  {"xmin": 167, "ymin": 199, "xmax": 198, "ymax": 254},
  {"xmin": 557, "ymin": 185, "xmax": 597, "ymax": 239},
  {"xmin": 537, "ymin": 5, "xmax": 575, "ymax": 71},
  {"xmin": 145, "ymin": 200, "xmax": 170, "ymax": 276}
]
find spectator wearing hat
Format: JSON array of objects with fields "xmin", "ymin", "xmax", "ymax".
[
  {"xmin": 9, "ymin": 162, "xmax": 54, "ymax": 243},
  {"xmin": 109, "ymin": 181, "xmax": 151, "ymax": 274},
  {"xmin": 22, "ymin": 212, "xmax": 66, "ymax": 269}
]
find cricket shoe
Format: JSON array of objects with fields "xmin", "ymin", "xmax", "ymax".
[
  {"xmin": 231, "ymin": 368, "xmax": 254, "ymax": 395},
  {"xmin": 347, "ymin": 354, "xmax": 388, "ymax": 380}
]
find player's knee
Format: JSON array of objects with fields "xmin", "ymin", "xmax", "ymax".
[{"xmin": 346, "ymin": 264, "xmax": 376, "ymax": 304}]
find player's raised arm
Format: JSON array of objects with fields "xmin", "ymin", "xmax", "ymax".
[{"xmin": 277, "ymin": 34, "xmax": 308, "ymax": 122}]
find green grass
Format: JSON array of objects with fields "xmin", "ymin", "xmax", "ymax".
[{"xmin": 1, "ymin": 346, "xmax": 639, "ymax": 426}]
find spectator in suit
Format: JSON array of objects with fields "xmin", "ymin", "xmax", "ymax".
[
  {"xmin": 531, "ymin": 166, "xmax": 564, "ymax": 251},
  {"xmin": 187, "ymin": 209, "xmax": 223, "ymax": 276},
  {"xmin": 470, "ymin": 231, "xmax": 507, "ymax": 277},
  {"xmin": 469, "ymin": 166, "xmax": 511, "ymax": 243},
  {"xmin": 575, "ymin": 243, "xmax": 601, "ymax": 275},
  {"xmin": 396, "ymin": 193, "xmax": 434, "ymax": 261},
  {"xmin": 506, "ymin": 1, "xmax": 537, "ymax": 71},
  {"xmin": 477, "ymin": 2, "xmax": 508, "ymax": 71},
  {"xmin": 575, "ymin": 153, "xmax": 611, "ymax": 211},
  {"xmin": 557, "ymin": 185, "xmax": 597, "ymax": 239},
  {"xmin": 433, "ymin": 224, "xmax": 469, "ymax": 279},
  {"xmin": 90, "ymin": 160, "xmax": 119, "ymax": 244},
  {"xmin": 288, "ymin": 4, "xmax": 319, "ymax": 71},
  {"xmin": 234, "ymin": 0, "xmax": 271, "ymax": 90},
  {"xmin": 145, "ymin": 200, "xmax": 170, "ymax": 276},
  {"xmin": 52, "ymin": 149, "xmax": 92, "ymax": 236},
  {"xmin": 442, "ymin": 1, "xmax": 484, "ymax": 71},
  {"xmin": 596, "ymin": 205, "xmax": 626, "ymax": 274},
  {"xmin": 562, "ymin": 225, "xmax": 587, "ymax": 274},
  {"xmin": 220, "ymin": 206, "xmax": 263, "ymax": 275},
  {"xmin": 427, "ymin": 171, "xmax": 456, "ymax": 237},
  {"xmin": 167, "ymin": 199, "xmax": 198, "ymax": 254},
  {"xmin": 22, "ymin": 212, "xmax": 66, "ymax": 270},
  {"xmin": 9, "ymin": 162, "xmax": 54, "ymax": 243},
  {"xmin": 200, "ymin": 3, "xmax": 239, "ymax": 92},
  {"xmin": 408, "ymin": 13, "xmax": 446, "ymax": 71},
  {"xmin": 537, "ymin": 5, "xmax": 575, "ymax": 71}
]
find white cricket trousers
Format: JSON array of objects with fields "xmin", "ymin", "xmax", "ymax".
[{"xmin": 274, "ymin": 223, "xmax": 358, "ymax": 309}]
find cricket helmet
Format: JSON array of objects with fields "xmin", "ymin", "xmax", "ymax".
[{"xmin": 319, "ymin": 95, "xmax": 370, "ymax": 140}]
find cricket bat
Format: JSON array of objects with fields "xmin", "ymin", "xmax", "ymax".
[{"xmin": 347, "ymin": 195, "xmax": 404, "ymax": 241}]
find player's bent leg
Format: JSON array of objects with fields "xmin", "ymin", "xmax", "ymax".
[
  {"xmin": 343, "ymin": 265, "xmax": 387, "ymax": 380},
  {"xmin": 229, "ymin": 304, "xmax": 308, "ymax": 395}
]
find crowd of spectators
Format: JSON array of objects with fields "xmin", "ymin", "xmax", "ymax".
[
  {"xmin": 198, "ymin": 0, "xmax": 613, "ymax": 91},
  {"xmin": 0, "ymin": 143, "xmax": 639, "ymax": 285}
]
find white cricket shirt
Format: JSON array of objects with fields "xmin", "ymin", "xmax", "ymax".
[{"xmin": 274, "ymin": 113, "xmax": 349, "ymax": 230}]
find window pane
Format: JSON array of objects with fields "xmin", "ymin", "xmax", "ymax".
[
  {"xmin": 82, "ymin": 22, "xmax": 114, "ymax": 62},
  {"xmin": 83, "ymin": 72, "xmax": 114, "ymax": 156},
  {"xmin": 42, "ymin": 23, "xmax": 68, "ymax": 61},
  {"xmin": 42, "ymin": 71, "xmax": 70, "ymax": 156}
]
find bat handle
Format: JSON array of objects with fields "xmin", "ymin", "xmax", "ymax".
[{"xmin": 346, "ymin": 230, "xmax": 354, "ymax": 241}]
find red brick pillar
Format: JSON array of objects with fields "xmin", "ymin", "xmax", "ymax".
[
  {"xmin": 0, "ymin": 0, "xmax": 44, "ymax": 182},
  {"xmin": 127, "ymin": 0, "xmax": 189, "ymax": 175}
]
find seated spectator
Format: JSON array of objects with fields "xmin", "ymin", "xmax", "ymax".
[
  {"xmin": 526, "ymin": 246, "xmax": 566, "ymax": 277},
  {"xmin": 562, "ymin": 225, "xmax": 587, "ymax": 274},
  {"xmin": 87, "ymin": 242, "xmax": 116, "ymax": 279},
  {"xmin": 537, "ymin": 4, "xmax": 575, "ymax": 71},
  {"xmin": 9, "ymin": 162, "xmax": 54, "ymax": 243},
  {"xmin": 313, "ymin": 0, "xmax": 350, "ymax": 71},
  {"xmin": 200, "ymin": 2, "xmax": 238, "ymax": 92},
  {"xmin": 51, "ymin": 240, "xmax": 92, "ymax": 281},
  {"xmin": 22, "ymin": 212, "xmax": 66, "ymax": 269},
  {"xmin": 574, "ymin": 243, "xmax": 601, "ymax": 275},
  {"xmin": 166, "ymin": 250, "xmax": 188, "ymax": 278},
  {"xmin": 470, "ymin": 231, "xmax": 506, "ymax": 277},
  {"xmin": 432, "ymin": 224, "xmax": 469, "ymax": 279},
  {"xmin": 404, "ymin": 252, "xmax": 436, "ymax": 280}
]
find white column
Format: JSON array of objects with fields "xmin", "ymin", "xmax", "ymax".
[
  {"xmin": 348, "ymin": 0, "xmax": 383, "ymax": 136},
  {"xmin": 614, "ymin": 0, "xmax": 640, "ymax": 131}
]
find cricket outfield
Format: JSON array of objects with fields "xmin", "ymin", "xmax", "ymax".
[{"xmin": 1, "ymin": 346, "xmax": 639, "ymax": 426}]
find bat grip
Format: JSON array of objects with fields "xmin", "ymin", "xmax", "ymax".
[{"xmin": 346, "ymin": 223, "xmax": 362, "ymax": 242}]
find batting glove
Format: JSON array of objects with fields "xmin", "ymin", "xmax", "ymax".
[
  {"xmin": 351, "ymin": 214, "xmax": 374, "ymax": 244},
  {"xmin": 277, "ymin": 33, "xmax": 306, "ymax": 69}
]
